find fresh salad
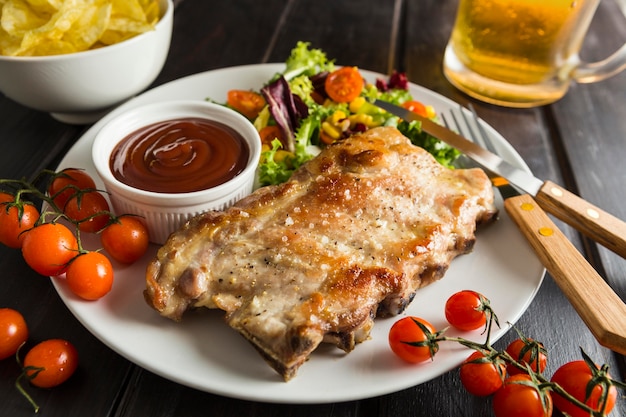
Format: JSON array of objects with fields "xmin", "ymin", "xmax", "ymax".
[{"xmin": 216, "ymin": 41, "xmax": 460, "ymax": 186}]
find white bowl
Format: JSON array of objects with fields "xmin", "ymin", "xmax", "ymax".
[
  {"xmin": 0, "ymin": 0, "xmax": 173, "ymax": 125},
  {"xmin": 92, "ymin": 100, "xmax": 262, "ymax": 244}
]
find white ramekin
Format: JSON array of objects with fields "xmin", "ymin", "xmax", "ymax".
[{"xmin": 92, "ymin": 100, "xmax": 261, "ymax": 244}]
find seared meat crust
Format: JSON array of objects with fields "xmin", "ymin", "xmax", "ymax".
[{"xmin": 144, "ymin": 127, "xmax": 497, "ymax": 380}]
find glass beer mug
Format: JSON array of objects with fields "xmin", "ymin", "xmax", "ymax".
[{"xmin": 443, "ymin": 0, "xmax": 626, "ymax": 107}]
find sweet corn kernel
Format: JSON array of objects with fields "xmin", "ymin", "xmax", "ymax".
[
  {"xmin": 348, "ymin": 113, "xmax": 375, "ymax": 127},
  {"xmin": 349, "ymin": 97, "xmax": 366, "ymax": 113},
  {"xmin": 274, "ymin": 150, "xmax": 293, "ymax": 163},
  {"xmin": 322, "ymin": 121, "xmax": 342, "ymax": 139},
  {"xmin": 331, "ymin": 110, "xmax": 347, "ymax": 124}
]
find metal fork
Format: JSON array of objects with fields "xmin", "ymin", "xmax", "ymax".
[
  {"xmin": 441, "ymin": 105, "xmax": 519, "ymax": 197},
  {"xmin": 439, "ymin": 104, "xmax": 626, "ymax": 355}
]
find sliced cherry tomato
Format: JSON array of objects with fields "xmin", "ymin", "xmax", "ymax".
[
  {"xmin": 65, "ymin": 251, "xmax": 114, "ymax": 300},
  {"xmin": 227, "ymin": 90, "xmax": 266, "ymax": 120},
  {"xmin": 493, "ymin": 374, "xmax": 553, "ymax": 417},
  {"xmin": 23, "ymin": 339, "xmax": 78, "ymax": 388},
  {"xmin": 0, "ymin": 308, "xmax": 29, "ymax": 360},
  {"xmin": 63, "ymin": 190, "xmax": 111, "ymax": 233},
  {"xmin": 444, "ymin": 290, "xmax": 488, "ymax": 331},
  {"xmin": 550, "ymin": 360, "xmax": 617, "ymax": 417},
  {"xmin": 21, "ymin": 223, "xmax": 78, "ymax": 276},
  {"xmin": 459, "ymin": 350, "xmax": 506, "ymax": 396},
  {"xmin": 0, "ymin": 196, "xmax": 40, "ymax": 249},
  {"xmin": 402, "ymin": 100, "xmax": 428, "ymax": 117},
  {"xmin": 258, "ymin": 125, "xmax": 284, "ymax": 146},
  {"xmin": 505, "ymin": 337, "xmax": 547, "ymax": 375},
  {"xmin": 388, "ymin": 316, "xmax": 438, "ymax": 363},
  {"xmin": 48, "ymin": 168, "xmax": 96, "ymax": 210},
  {"xmin": 100, "ymin": 216, "xmax": 149, "ymax": 264},
  {"xmin": 324, "ymin": 66, "xmax": 364, "ymax": 103}
]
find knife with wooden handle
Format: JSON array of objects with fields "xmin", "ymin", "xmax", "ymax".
[
  {"xmin": 505, "ymin": 194, "xmax": 626, "ymax": 355},
  {"xmin": 374, "ymin": 99, "xmax": 626, "ymax": 259},
  {"xmin": 374, "ymin": 99, "xmax": 626, "ymax": 352}
]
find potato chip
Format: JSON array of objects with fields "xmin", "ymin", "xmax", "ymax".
[
  {"xmin": 0, "ymin": 0, "xmax": 160, "ymax": 56},
  {"xmin": 1, "ymin": 0, "xmax": 50, "ymax": 37},
  {"xmin": 15, "ymin": 1, "xmax": 86, "ymax": 55},
  {"xmin": 99, "ymin": 0, "xmax": 157, "ymax": 45},
  {"xmin": 63, "ymin": 1, "xmax": 111, "ymax": 51},
  {"xmin": 0, "ymin": 25, "xmax": 20, "ymax": 55},
  {"xmin": 24, "ymin": 0, "xmax": 63, "ymax": 14}
]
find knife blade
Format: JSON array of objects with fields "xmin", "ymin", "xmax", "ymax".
[
  {"xmin": 374, "ymin": 99, "xmax": 626, "ymax": 259},
  {"xmin": 374, "ymin": 99, "xmax": 626, "ymax": 354}
]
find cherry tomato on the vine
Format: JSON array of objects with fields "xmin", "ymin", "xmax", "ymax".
[
  {"xmin": 63, "ymin": 190, "xmax": 111, "ymax": 233},
  {"xmin": 0, "ymin": 195, "xmax": 40, "ymax": 249},
  {"xmin": 550, "ymin": 360, "xmax": 617, "ymax": 417},
  {"xmin": 388, "ymin": 316, "xmax": 438, "ymax": 363},
  {"xmin": 100, "ymin": 216, "xmax": 149, "ymax": 264},
  {"xmin": 65, "ymin": 251, "xmax": 114, "ymax": 300},
  {"xmin": 324, "ymin": 66, "xmax": 364, "ymax": 103},
  {"xmin": 459, "ymin": 350, "xmax": 506, "ymax": 396},
  {"xmin": 23, "ymin": 339, "xmax": 78, "ymax": 388},
  {"xmin": 444, "ymin": 290, "xmax": 488, "ymax": 331},
  {"xmin": 505, "ymin": 337, "xmax": 547, "ymax": 375},
  {"xmin": 0, "ymin": 308, "xmax": 29, "ymax": 360},
  {"xmin": 226, "ymin": 90, "xmax": 266, "ymax": 120},
  {"xmin": 21, "ymin": 222, "xmax": 78, "ymax": 276},
  {"xmin": 48, "ymin": 168, "xmax": 96, "ymax": 210},
  {"xmin": 492, "ymin": 374, "xmax": 553, "ymax": 417}
]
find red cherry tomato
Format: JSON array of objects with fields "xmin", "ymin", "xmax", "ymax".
[
  {"xmin": 493, "ymin": 374, "xmax": 553, "ymax": 417},
  {"xmin": 0, "ymin": 308, "xmax": 29, "ymax": 360},
  {"xmin": 258, "ymin": 125, "xmax": 284, "ymax": 146},
  {"xmin": 226, "ymin": 90, "xmax": 266, "ymax": 120},
  {"xmin": 324, "ymin": 66, "xmax": 364, "ymax": 103},
  {"xmin": 0, "ymin": 195, "xmax": 40, "ymax": 249},
  {"xmin": 444, "ymin": 290, "xmax": 488, "ymax": 331},
  {"xmin": 402, "ymin": 100, "xmax": 428, "ymax": 117},
  {"xmin": 505, "ymin": 337, "xmax": 547, "ymax": 375},
  {"xmin": 63, "ymin": 190, "xmax": 111, "ymax": 233},
  {"xmin": 65, "ymin": 252, "xmax": 114, "ymax": 300},
  {"xmin": 48, "ymin": 168, "xmax": 96, "ymax": 210},
  {"xmin": 23, "ymin": 339, "xmax": 78, "ymax": 388},
  {"xmin": 550, "ymin": 360, "xmax": 617, "ymax": 417},
  {"xmin": 459, "ymin": 350, "xmax": 506, "ymax": 396},
  {"xmin": 100, "ymin": 216, "xmax": 150, "ymax": 264},
  {"xmin": 21, "ymin": 223, "xmax": 78, "ymax": 276},
  {"xmin": 388, "ymin": 316, "xmax": 438, "ymax": 363}
]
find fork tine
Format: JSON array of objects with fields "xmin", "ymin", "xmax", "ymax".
[
  {"xmin": 443, "ymin": 104, "xmax": 497, "ymax": 154},
  {"xmin": 466, "ymin": 104, "xmax": 499, "ymax": 154}
]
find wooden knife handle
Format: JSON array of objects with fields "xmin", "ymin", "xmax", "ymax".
[
  {"xmin": 504, "ymin": 194, "xmax": 626, "ymax": 355},
  {"xmin": 535, "ymin": 180, "xmax": 626, "ymax": 259}
]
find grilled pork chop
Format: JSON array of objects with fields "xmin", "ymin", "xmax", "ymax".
[{"xmin": 144, "ymin": 126, "xmax": 497, "ymax": 380}]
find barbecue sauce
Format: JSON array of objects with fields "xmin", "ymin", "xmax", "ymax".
[{"xmin": 110, "ymin": 118, "xmax": 249, "ymax": 193}]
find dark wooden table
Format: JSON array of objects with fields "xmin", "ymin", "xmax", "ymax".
[{"xmin": 1, "ymin": 1, "xmax": 625, "ymax": 416}]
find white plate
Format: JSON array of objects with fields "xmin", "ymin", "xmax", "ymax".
[{"xmin": 53, "ymin": 64, "xmax": 544, "ymax": 404}]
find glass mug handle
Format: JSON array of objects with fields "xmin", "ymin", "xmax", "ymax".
[
  {"xmin": 443, "ymin": 0, "xmax": 626, "ymax": 107},
  {"xmin": 573, "ymin": 42, "xmax": 626, "ymax": 83},
  {"xmin": 574, "ymin": 0, "xmax": 626, "ymax": 83}
]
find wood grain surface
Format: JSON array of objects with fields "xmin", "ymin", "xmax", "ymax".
[{"xmin": 0, "ymin": 1, "xmax": 624, "ymax": 416}]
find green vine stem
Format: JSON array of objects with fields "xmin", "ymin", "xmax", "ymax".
[
  {"xmin": 433, "ymin": 310, "xmax": 623, "ymax": 417},
  {"xmin": 0, "ymin": 171, "xmax": 122, "ymax": 255}
]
